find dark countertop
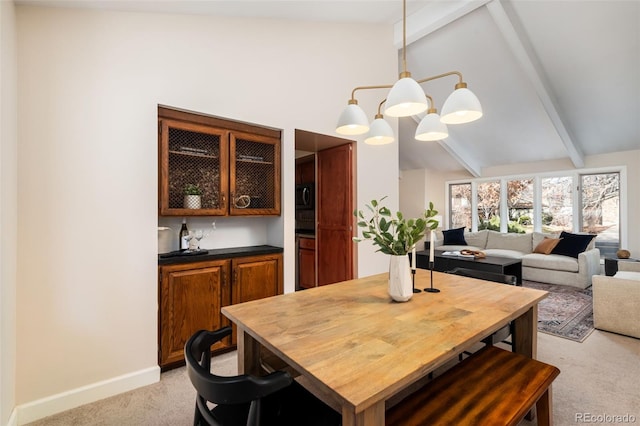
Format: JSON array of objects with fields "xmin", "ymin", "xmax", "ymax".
[{"xmin": 158, "ymin": 245, "xmax": 283, "ymax": 266}]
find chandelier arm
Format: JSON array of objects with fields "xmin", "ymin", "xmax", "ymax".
[
  {"xmin": 424, "ymin": 94, "xmax": 437, "ymax": 113},
  {"xmin": 416, "ymin": 71, "xmax": 464, "ymax": 85},
  {"xmin": 350, "ymin": 84, "xmax": 395, "ymax": 101}
]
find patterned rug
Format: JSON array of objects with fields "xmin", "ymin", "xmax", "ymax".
[{"xmin": 523, "ymin": 281, "xmax": 594, "ymax": 342}]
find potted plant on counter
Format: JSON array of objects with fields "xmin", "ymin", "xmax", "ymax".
[
  {"xmin": 184, "ymin": 184, "xmax": 202, "ymax": 209},
  {"xmin": 353, "ymin": 197, "xmax": 439, "ymax": 302}
]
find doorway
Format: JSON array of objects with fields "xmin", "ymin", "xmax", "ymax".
[{"xmin": 294, "ymin": 129, "xmax": 357, "ymax": 288}]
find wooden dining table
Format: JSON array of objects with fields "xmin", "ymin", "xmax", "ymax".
[{"xmin": 221, "ymin": 268, "xmax": 548, "ymax": 426}]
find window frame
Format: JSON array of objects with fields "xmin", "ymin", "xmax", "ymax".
[{"xmin": 445, "ymin": 166, "xmax": 627, "ymax": 250}]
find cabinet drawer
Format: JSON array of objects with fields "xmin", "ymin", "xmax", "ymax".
[{"xmin": 299, "ymin": 237, "xmax": 315, "ymax": 250}]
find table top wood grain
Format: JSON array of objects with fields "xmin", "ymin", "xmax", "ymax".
[{"xmin": 222, "ymin": 269, "xmax": 548, "ymax": 422}]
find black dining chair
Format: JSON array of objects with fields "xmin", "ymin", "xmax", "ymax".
[
  {"xmin": 446, "ymin": 268, "xmax": 517, "ymax": 356},
  {"xmin": 185, "ymin": 326, "xmax": 341, "ymax": 426}
]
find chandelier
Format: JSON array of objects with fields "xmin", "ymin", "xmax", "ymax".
[{"xmin": 336, "ymin": 0, "xmax": 482, "ymax": 144}]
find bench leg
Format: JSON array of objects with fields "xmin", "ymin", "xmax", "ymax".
[{"xmin": 535, "ymin": 385, "xmax": 553, "ymax": 426}]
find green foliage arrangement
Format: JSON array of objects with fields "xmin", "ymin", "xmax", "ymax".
[
  {"xmin": 184, "ymin": 184, "xmax": 202, "ymax": 196},
  {"xmin": 353, "ymin": 197, "xmax": 439, "ymax": 255}
]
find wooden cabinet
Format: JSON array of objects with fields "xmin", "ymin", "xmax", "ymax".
[
  {"xmin": 158, "ymin": 259, "xmax": 231, "ymax": 368},
  {"xmin": 158, "ymin": 106, "xmax": 281, "ymax": 216},
  {"xmin": 158, "ymin": 252, "xmax": 283, "ymax": 369},
  {"xmin": 232, "ymin": 254, "xmax": 283, "ymax": 304},
  {"xmin": 317, "ymin": 144, "xmax": 355, "ymax": 286},
  {"xmin": 295, "ymin": 155, "xmax": 315, "ymax": 184},
  {"xmin": 298, "ymin": 237, "xmax": 316, "ymax": 289}
]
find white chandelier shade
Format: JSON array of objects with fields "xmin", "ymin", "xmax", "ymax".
[
  {"xmin": 415, "ymin": 112, "xmax": 449, "ymax": 141},
  {"xmin": 440, "ymin": 85, "xmax": 483, "ymax": 124},
  {"xmin": 336, "ymin": 102, "xmax": 370, "ymax": 135},
  {"xmin": 365, "ymin": 116, "xmax": 395, "ymax": 145},
  {"xmin": 384, "ymin": 76, "xmax": 429, "ymax": 117}
]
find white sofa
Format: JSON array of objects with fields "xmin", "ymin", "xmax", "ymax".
[
  {"xmin": 433, "ymin": 229, "xmax": 601, "ymax": 289},
  {"xmin": 592, "ymin": 262, "xmax": 640, "ymax": 339}
]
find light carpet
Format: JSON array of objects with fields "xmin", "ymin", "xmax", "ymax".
[{"xmin": 523, "ymin": 280, "xmax": 594, "ymax": 342}]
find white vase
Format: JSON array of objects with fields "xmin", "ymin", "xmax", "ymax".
[
  {"xmin": 388, "ymin": 254, "xmax": 413, "ymax": 302},
  {"xmin": 184, "ymin": 195, "xmax": 201, "ymax": 209}
]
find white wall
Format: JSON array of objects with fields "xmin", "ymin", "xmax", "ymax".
[
  {"xmin": 402, "ymin": 149, "xmax": 640, "ymax": 255},
  {"xmin": 1, "ymin": 0, "xmax": 18, "ymax": 424},
  {"xmin": 14, "ymin": 5, "xmax": 398, "ymax": 421},
  {"xmin": 399, "ymin": 168, "xmax": 447, "ymax": 249}
]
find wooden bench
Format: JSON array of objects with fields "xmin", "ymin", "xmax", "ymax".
[{"xmin": 386, "ymin": 345, "xmax": 560, "ymax": 426}]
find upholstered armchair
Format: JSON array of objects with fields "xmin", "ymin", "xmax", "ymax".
[{"xmin": 592, "ymin": 261, "xmax": 640, "ymax": 339}]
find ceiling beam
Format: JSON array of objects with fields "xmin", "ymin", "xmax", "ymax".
[
  {"xmin": 438, "ymin": 137, "xmax": 482, "ymax": 177},
  {"xmin": 394, "ymin": 0, "xmax": 491, "ymax": 48},
  {"xmin": 409, "ymin": 113, "xmax": 481, "ymax": 177},
  {"xmin": 486, "ymin": 0, "xmax": 585, "ymax": 168}
]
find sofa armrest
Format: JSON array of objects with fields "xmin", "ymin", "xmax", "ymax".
[
  {"xmin": 618, "ymin": 261, "xmax": 640, "ymax": 273},
  {"xmin": 592, "ymin": 275, "xmax": 640, "ymax": 338},
  {"xmin": 578, "ymin": 248, "xmax": 601, "ymax": 284}
]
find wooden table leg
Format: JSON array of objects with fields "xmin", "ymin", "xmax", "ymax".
[
  {"xmin": 341, "ymin": 401, "xmax": 385, "ymax": 426},
  {"xmin": 236, "ymin": 327, "xmax": 261, "ymax": 375},
  {"xmin": 512, "ymin": 305, "xmax": 539, "ymax": 421},
  {"xmin": 512, "ymin": 306, "xmax": 537, "ymax": 359}
]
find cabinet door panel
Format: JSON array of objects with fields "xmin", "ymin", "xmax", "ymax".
[
  {"xmin": 317, "ymin": 144, "xmax": 354, "ymax": 285},
  {"xmin": 159, "ymin": 261, "xmax": 230, "ymax": 367},
  {"xmin": 159, "ymin": 119, "xmax": 229, "ymax": 216},
  {"xmin": 232, "ymin": 254, "xmax": 283, "ymax": 304},
  {"xmin": 230, "ymin": 132, "xmax": 281, "ymax": 215},
  {"xmin": 299, "ymin": 247, "xmax": 316, "ymax": 289}
]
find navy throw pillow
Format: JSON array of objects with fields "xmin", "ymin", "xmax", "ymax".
[
  {"xmin": 550, "ymin": 231, "xmax": 595, "ymax": 258},
  {"xmin": 442, "ymin": 227, "xmax": 467, "ymax": 245}
]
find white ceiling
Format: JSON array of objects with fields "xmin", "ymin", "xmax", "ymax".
[{"xmin": 18, "ymin": 0, "xmax": 640, "ymax": 175}]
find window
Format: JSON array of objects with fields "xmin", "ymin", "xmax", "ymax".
[
  {"xmin": 541, "ymin": 176, "xmax": 573, "ymax": 233},
  {"xmin": 477, "ymin": 181, "xmax": 500, "ymax": 231},
  {"xmin": 580, "ymin": 172, "xmax": 620, "ymax": 258},
  {"xmin": 445, "ymin": 166, "xmax": 625, "ymax": 259},
  {"xmin": 449, "ymin": 183, "xmax": 471, "ymax": 230},
  {"xmin": 507, "ymin": 179, "xmax": 533, "ymax": 233}
]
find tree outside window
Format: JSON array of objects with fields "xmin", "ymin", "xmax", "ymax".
[
  {"xmin": 477, "ymin": 181, "xmax": 500, "ymax": 231},
  {"xmin": 450, "ymin": 183, "xmax": 471, "ymax": 230},
  {"xmin": 507, "ymin": 179, "xmax": 533, "ymax": 233}
]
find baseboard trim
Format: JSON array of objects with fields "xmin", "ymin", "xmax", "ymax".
[
  {"xmin": 16, "ymin": 366, "xmax": 160, "ymax": 425},
  {"xmin": 7, "ymin": 408, "xmax": 17, "ymax": 426}
]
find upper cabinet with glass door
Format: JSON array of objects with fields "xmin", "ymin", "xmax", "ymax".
[
  {"xmin": 230, "ymin": 132, "xmax": 280, "ymax": 215},
  {"xmin": 158, "ymin": 105, "xmax": 281, "ymax": 216}
]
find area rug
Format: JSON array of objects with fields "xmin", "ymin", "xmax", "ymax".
[{"xmin": 522, "ymin": 280, "xmax": 594, "ymax": 342}]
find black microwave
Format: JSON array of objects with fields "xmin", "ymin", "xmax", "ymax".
[{"xmin": 295, "ymin": 183, "xmax": 314, "ymax": 210}]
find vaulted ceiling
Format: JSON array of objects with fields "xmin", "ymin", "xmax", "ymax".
[
  {"xmin": 397, "ymin": 0, "xmax": 640, "ymax": 175},
  {"xmin": 19, "ymin": 0, "xmax": 640, "ymax": 175}
]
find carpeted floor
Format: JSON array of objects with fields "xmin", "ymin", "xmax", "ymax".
[
  {"xmin": 26, "ymin": 331, "xmax": 640, "ymax": 426},
  {"xmin": 523, "ymin": 280, "xmax": 594, "ymax": 342}
]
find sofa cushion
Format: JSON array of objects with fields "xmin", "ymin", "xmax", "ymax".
[
  {"xmin": 483, "ymin": 249, "xmax": 524, "ymax": 259},
  {"xmin": 533, "ymin": 237, "xmax": 562, "ymax": 255},
  {"xmin": 486, "ymin": 231, "xmax": 533, "ymax": 254},
  {"xmin": 522, "ymin": 253, "xmax": 579, "ymax": 273},
  {"xmin": 614, "ymin": 271, "xmax": 640, "ymax": 281},
  {"xmin": 551, "ymin": 231, "xmax": 596, "ymax": 258},
  {"xmin": 532, "ymin": 231, "xmax": 559, "ymax": 250},
  {"xmin": 443, "ymin": 227, "xmax": 467, "ymax": 245},
  {"xmin": 464, "ymin": 230, "xmax": 488, "ymax": 249}
]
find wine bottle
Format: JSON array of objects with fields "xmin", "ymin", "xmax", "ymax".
[{"xmin": 179, "ymin": 219, "xmax": 189, "ymax": 250}]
